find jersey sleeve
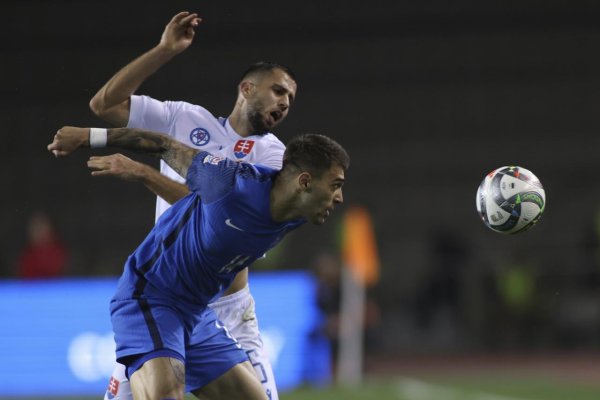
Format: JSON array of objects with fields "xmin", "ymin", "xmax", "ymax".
[
  {"xmin": 186, "ymin": 152, "xmax": 240, "ymax": 203},
  {"xmin": 253, "ymin": 136, "xmax": 286, "ymax": 170},
  {"xmin": 128, "ymin": 95, "xmax": 178, "ymax": 136}
]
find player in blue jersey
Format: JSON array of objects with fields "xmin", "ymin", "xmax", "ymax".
[
  {"xmin": 87, "ymin": 11, "xmax": 296, "ymax": 399},
  {"xmin": 48, "ymin": 126, "xmax": 349, "ymax": 400}
]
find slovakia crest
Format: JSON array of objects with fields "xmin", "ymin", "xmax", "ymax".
[
  {"xmin": 106, "ymin": 376, "xmax": 119, "ymax": 398},
  {"xmin": 233, "ymin": 140, "xmax": 255, "ymax": 159},
  {"xmin": 190, "ymin": 128, "xmax": 210, "ymax": 146}
]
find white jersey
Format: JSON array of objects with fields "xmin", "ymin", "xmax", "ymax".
[{"xmin": 128, "ymin": 95, "xmax": 286, "ymax": 221}]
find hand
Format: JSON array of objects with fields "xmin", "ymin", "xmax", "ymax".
[
  {"xmin": 47, "ymin": 126, "xmax": 89, "ymax": 157},
  {"xmin": 87, "ymin": 154, "xmax": 147, "ymax": 181},
  {"xmin": 158, "ymin": 11, "xmax": 202, "ymax": 54}
]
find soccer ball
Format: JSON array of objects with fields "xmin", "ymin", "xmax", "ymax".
[{"xmin": 476, "ymin": 166, "xmax": 546, "ymax": 234}]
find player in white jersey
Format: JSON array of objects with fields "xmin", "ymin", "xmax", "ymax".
[{"xmin": 88, "ymin": 12, "xmax": 296, "ymax": 400}]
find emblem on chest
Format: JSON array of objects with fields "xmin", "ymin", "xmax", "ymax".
[{"xmin": 233, "ymin": 140, "xmax": 255, "ymax": 159}]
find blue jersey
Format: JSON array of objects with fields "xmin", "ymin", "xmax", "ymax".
[{"xmin": 112, "ymin": 152, "xmax": 305, "ymax": 312}]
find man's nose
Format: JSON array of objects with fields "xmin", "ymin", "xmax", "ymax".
[{"xmin": 279, "ymin": 96, "xmax": 289, "ymax": 110}]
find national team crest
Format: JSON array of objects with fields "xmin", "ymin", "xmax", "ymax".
[
  {"xmin": 189, "ymin": 128, "xmax": 210, "ymax": 146},
  {"xmin": 106, "ymin": 376, "xmax": 119, "ymax": 398},
  {"xmin": 233, "ymin": 140, "xmax": 255, "ymax": 159}
]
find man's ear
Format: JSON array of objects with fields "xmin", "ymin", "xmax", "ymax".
[
  {"xmin": 239, "ymin": 81, "xmax": 255, "ymax": 99},
  {"xmin": 298, "ymin": 172, "xmax": 312, "ymax": 192}
]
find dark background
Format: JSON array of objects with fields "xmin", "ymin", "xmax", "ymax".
[{"xmin": 3, "ymin": 0, "xmax": 600, "ymax": 356}]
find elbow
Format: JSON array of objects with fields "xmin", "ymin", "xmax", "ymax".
[
  {"xmin": 89, "ymin": 95, "xmax": 104, "ymax": 117},
  {"xmin": 89, "ymin": 96, "xmax": 129, "ymax": 126}
]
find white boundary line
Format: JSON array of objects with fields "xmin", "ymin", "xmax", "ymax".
[{"xmin": 395, "ymin": 377, "xmax": 534, "ymax": 400}]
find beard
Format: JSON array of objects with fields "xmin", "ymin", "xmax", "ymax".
[{"xmin": 246, "ymin": 105, "xmax": 270, "ymax": 135}]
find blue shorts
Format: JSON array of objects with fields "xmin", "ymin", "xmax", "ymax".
[{"xmin": 110, "ymin": 297, "xmax": 248, "ymax": 392}]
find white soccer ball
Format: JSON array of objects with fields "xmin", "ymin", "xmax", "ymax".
[{"xmin": 475, "ymin": 166, "xmax": 546, "ymax": 234}]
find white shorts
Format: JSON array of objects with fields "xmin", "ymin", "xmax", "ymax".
[
  {"xmin": 104, "ymin": 285, "xmax": 278, "ymax": 400},
  {"xmin": 209, "ymin": 285, "xmax": 278, "ymax": 400}
]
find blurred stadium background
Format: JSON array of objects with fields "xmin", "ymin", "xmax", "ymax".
[{"xmin": 3, "ymin": 0, "xmax": 600, "ymax": 398}]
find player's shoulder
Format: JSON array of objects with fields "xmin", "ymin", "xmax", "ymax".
[
  {"xmin": 257, "ymin": 132, "xmax": 285, "ymax": 147},
  {"xmin": 226, "ymin": 133, "xmax": 284, "ymax": 170},
  {"xmin": 171, "ymin": 101, "xmax": 215, "ymax": 118},
  {"xmin": 236, "ymin": 161, "xmax": 277, "ymax": 183},
  {"xmin": 135, "ymin": 96, "xmax": 217, "ymax": 118},
  {"xmin": 249, "ymin": 133, "xmax": 285, "ymax": 154},
  {"xmin": 227, "ymin": 134, "xmax": 282, "ymax": 168},
  {"xmin": 168, "ymin": 102, "xmax": 226, "ymax": 143}
]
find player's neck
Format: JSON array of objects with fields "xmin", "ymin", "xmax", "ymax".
[
  {"xmin": 227, "ymin": 110, "xmax": 253, "ymax": 138},
  {"xmin": 270, "ymin": 175, "xmax": 302, "ymax": 222}
]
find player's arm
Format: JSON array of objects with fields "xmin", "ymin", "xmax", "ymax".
[
  {"xmin": 85, "ymin": 153, "xmax": 190, "ymax": 204},
  {"xmin": 48, "ymin": 126, "xmax": 198, "ymax": 179},
  {"xmin": 89, "ymin": 12, "xmax": 201, "ymax": 126}
]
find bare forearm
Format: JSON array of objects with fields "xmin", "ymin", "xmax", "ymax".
[
  {"xmin": 100, "ymin": 47, "xmax": 174, "ymax": 103},
  {"xmin": 106, "ymin": 128, "xmax": 197, "ymax": 177},
  {"xmin": 86, "ymin": 153, "xmax": 190, "ymax": 204},
  {"xmin": 139, "ymin": 165, "xmax": 191, "ymax": 204},
  {"xmin": 89, "ymin": 12, "xmax": 201, "ymax": 126},
  {"xmin": 89, "ymin": 47, "xmax": 176, "ymax": 125},
  {"xmin": 106, "ymin": 127, "xmax": 168, "ymax": 155},
  {"xmin": 50, "ymin": 126, "xmax": 199, "ymax": 180}
]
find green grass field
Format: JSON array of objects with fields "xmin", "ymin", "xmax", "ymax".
[
  {"xmin": 4, "ymin": 375, "xmax": 600, "ymax": 400},
  {"xmin": 287, "ymin": 377, "xmax": 600, "ymax": 400}
]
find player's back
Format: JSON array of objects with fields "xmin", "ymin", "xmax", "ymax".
[{"xmin": 112, "ymin": 154, "xmax": 303, "ymax": 311}]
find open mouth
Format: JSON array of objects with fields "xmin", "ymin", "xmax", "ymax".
[{"xmin": 270, "ymin": 110, "xmax": 282, "ymax": 123}]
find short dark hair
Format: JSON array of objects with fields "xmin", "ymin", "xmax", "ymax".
[
  {"xmin": 282, "ymin": 134, "xmax": 350, "ymax": 177},
  {"xmin": 239, "ymin": 61, "xmax": 297, "ymax": 85}
]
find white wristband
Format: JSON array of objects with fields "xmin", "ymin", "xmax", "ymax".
[{"xmin": 89, "ymin": 128, "xmax": 107, "ymax": 148}]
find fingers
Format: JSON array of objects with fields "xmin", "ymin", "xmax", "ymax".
[
  {"xmin": 183, "ymin": 15, "xmax": 200, "ymax": 39},
  {"xmin": 90, "ymin": 170, "xmax": 113, "ymax": 177},
  {"xmin": 48, "ymin": 126, "xmax": 88, "ymax": 157},
  {"xmin": 87, "ymin": 154, "xmax": 132, "ymax": 172},
  {"xmin": 87, "ymin": 155, "xmax": 111, "ymax": 170},
  {"xmin": 47, "ymin": 133, "xmax": 60, "ymax": 151},
  {"xmin": 89, "ymin": 154, "xmax": 131, "ymax": 162},
  {"xmin": 88, "ymin": 159, "xmax": 117, "ymax": 177},
  {"xmin": 87, "ymin": 154, "xmax": 140, "ymax": 181},
  {"xmin": 47, "ymin": 140, "xmax": 65, "ymax": 157},
  {"xmin": 171, "ymin": 11, "xmax": 191, "ymax": 23},
  {"xmin": 172, "ymin": 11, "xmax": 201, "ymax": 26},
  {"xmin": 182, "ymin": 14, "xmax": 201, "ymax": 27},
  {"xmin": 87, "ymin": 156, "xmax": 113, "ymax": 168},
  {"xmin": 50, "ymin": 150, "xmax": 68, "ymax": 157}
]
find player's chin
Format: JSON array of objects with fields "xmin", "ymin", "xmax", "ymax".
[
  {"xmin": 311, "ymin": 214, "xmax": 328, "ymax": 225},
  {"xmin": 266, "ymin": 112, "xmax": 284, "ymax": 129},
  {"xmin": 265, "ymin": 117, "xmax": 278, "ymax": 129}
]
